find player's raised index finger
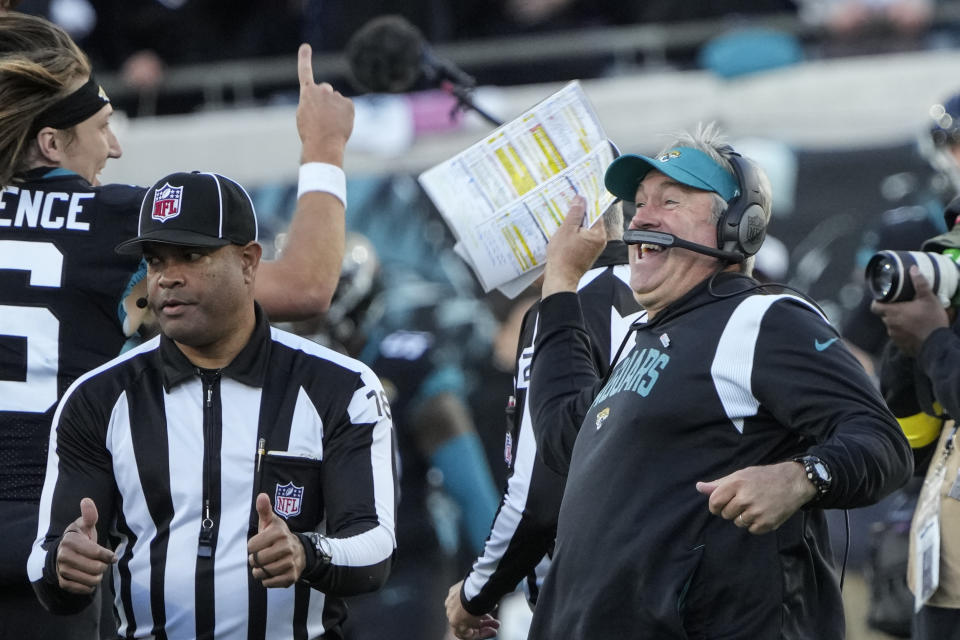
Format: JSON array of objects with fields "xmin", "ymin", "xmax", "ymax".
[{"xmin": 298, "ymin": 43, "xmax": 314, "ymax": 86}]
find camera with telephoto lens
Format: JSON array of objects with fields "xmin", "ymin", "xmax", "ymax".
[{"xmin": 865, "ymin": 248, "xmax": 960, "ymax": 307}]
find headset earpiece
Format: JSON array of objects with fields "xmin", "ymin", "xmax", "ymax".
[{"xmin": 717, "ymin": 152, "xmax": 767, "ymax": 260}]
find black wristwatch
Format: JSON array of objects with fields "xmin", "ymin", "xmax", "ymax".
[
  {"xmin": 302, "ymin": 531, "xmax": 332, "ymax": 565},
  {"xmin": 794, "ymin": 455, "xmax": 832, "ymax": 500}
]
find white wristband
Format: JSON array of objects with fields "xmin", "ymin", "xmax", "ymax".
[{"xmin": 297, "ymin": 162, "xmax": 347, "ymax": 209}]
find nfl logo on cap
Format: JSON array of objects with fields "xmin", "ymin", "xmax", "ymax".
[
  {"xmin": 274, "ymin": 482, "xmax": 304, "ymax": 519},
  {"xmin": 152, "ymin": 183, "xmax": 183, "ymax": 222},
  {"xmin": 115, "ymin": 171, "xmax": 259, "ymax": 256}
]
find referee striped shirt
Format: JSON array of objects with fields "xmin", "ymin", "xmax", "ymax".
[
  {"xmin": 28, "ymin": 306, "xmax": 397, "ymax": 640},
  {"xmin": 461, "ymin": 241, "xmax": 645, "ymax": 614}
]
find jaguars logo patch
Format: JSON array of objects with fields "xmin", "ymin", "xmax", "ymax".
[{"xmin": 595, "ymin": 407, "xmax": 610, "ymax": 430}]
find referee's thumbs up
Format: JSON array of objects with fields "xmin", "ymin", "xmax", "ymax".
[
  {"xmin": 79, "ymin": 497, "xmax": 99, "ymax": 539},
  {"xmin": 249, "ymin": 493, "xmax": 303, "ymax": 588},
  {"xmin": 256, "ymin": 493, "xmax": 277, "ymax": 532},
  {"xmin": 56, "ymin": 497, "xmax": 116, "ymax": 594}
]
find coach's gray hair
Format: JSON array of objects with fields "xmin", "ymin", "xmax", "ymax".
[
  {"xmin": 659, "ymin": 122, "xmax": 774, "ymax": 275},
  {"xmin": 601, "ymin": 200, "xmax": 624, "ymax": 240}
]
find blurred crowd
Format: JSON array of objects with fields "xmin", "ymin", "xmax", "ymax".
[{"xmin": 8, "ymin": 0, "xmax": 960, "ymax": 115}]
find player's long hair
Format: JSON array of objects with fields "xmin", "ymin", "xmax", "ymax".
[{"xmin": 0, "ymin": 12, "xmax": 91, "ymax": 186}]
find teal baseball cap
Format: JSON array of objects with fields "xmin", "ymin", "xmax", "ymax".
[{"xmin": 604, "ymin": 146, "xmax": 740, "ymax": 203}]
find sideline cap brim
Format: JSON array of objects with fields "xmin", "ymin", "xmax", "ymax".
[
  {"xmin": 604, "ymin": 147, "xmax": 739, "ymax": 203},
  {"xmin": 116, "ymin": 230, "xmax": 232, "ymax": 256}
]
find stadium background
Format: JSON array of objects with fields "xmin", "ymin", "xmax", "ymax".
[{"xmin": 20, "ymin": 3, "xmax": 960, "ymax": 638}]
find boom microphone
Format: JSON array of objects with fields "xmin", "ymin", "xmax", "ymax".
[
  {"xmin": 345, "ymin": 15, "xmax": 502, "ymax": 126},
  {"xmin": 623, "ymin": 230, "xmax": 745, "ymax": 263},
  {"xmin": 346, "ymin": 15, "xmax": 432, "ymax": 94}
]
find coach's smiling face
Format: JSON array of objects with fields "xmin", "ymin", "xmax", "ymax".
[{"xmin": 143, "ymin": 241, "xmax": 261, "ymax": 368}]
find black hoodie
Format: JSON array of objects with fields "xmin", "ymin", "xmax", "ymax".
[{"xmin": 528, "ymin": 272, "xmax": 912, "ymax": 639}]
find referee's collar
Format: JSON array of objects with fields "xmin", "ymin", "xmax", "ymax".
[{"xmin": 159, "ymin": 303, "xmax": 272, "ymax": 391}]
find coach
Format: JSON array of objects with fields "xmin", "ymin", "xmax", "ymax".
[
  {"xmin": 28, "ymin": 171, "xmax": 397, "ymax": 640},
  {"xmin": 526, "ymin": 124, "xmax": 913, "ymax": 639}
]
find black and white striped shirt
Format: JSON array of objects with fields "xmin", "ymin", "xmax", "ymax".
[
  {"xmin": 461, "ymin": 241, "xmax": 644, "ymax": 614},
  {"xmin": 28, "ymin": 307, "xmax": 397, "ymax": 640}
]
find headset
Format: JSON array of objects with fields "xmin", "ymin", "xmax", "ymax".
[
  {"xmin": 623, "ymin": 147, "xmax": 769, "ymax": 263},
  {"xmin": 718, "ymin": 149, "xmax": 768, "ymax": 261}
]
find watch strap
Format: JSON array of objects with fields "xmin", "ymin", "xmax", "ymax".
[
  {"xmin": 296, "ymin": 532, "xmax": 332, "ymax": 582},
  {"xmin": 793, "ymin": 455, "xmax": 830, "ymax": 500}
]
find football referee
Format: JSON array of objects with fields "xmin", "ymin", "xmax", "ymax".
[
  {"xmin": 28, "ymin": 171, "xmax": 398, "ymax": 640},
  {"xmin": 1, "ymin": 13, "xmax": 356, "ymax": 639},
  {"xmin": 446, "ymin": 201, "xmax": 645, "ymax": 639}
]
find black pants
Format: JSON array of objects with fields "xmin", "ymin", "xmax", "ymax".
[
  {"xmin": 913, "ymin": 604, "xmax": 960, "ymax": 640},
  {"xmin": 0, "ymin": 499, "xmax": 100, "ymax": 640},
  {"xmin": 0, "ymin": 581, "xmax": 99, "ymax": 640}
]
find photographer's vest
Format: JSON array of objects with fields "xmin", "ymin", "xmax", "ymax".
[{"xmin": 909, "ymin": 420, "xmax": 960, "ymax": 608}]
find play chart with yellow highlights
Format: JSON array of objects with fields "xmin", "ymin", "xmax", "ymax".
[{"xmin": 419, "ymin": 81, "xmax": 616, "ymax": 297}]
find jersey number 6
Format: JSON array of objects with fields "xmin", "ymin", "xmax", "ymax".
[{"xmin": 0, "ymin": 240, "xmax": 63, "ymax": 413}]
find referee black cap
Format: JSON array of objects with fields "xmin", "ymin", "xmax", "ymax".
[{"xmin": 116, "ymin": 171, "xmax": 258, "ymax": 256}]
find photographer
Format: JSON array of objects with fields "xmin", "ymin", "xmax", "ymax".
[{"xmin": 871, "ymin": 219, "xmax": 960, "ymax": 640}]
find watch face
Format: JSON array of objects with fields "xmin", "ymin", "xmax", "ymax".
[
  {"xmin": 316, "ymin": 534, "xmax": 332, "ymax": 558},
  {"xmin": 813, "ymin": 461, "xmax": 830, "ymax": 482}
]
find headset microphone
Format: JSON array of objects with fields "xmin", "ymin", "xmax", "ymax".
[
  {"xmin": 622, "ymin": 230, "xmax": 745, "ymax": 263},
  {"xmin": 136, "ymin": 297, "xmax": 148, "ymax": 309}
]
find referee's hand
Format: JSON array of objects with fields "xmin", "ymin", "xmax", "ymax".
[
  {"xmin": 55, "ymin": 497, "xmax": 116, "ymax": 594},
  {"xmin": 445, "ymin": 580, "xmax": 500, "ymax": 640},
  {"xmin": 247, "ymin": 493, "xmax": 306, "ymax": 588}
]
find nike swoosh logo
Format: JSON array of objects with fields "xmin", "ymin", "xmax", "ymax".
[{"xmin": 815, "ymin": 337, "xmax": 839, "ymax": 352}]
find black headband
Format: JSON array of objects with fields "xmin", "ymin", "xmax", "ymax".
[{"xmin": 31, "ymin": 76, "xmax": 110, "ymax": 135}]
